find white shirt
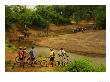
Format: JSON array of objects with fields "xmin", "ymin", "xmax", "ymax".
[{"xmin": 58, "ymin": 50, "xmax": 66, "ymax": 55}]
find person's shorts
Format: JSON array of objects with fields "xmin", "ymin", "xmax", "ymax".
[
  {"xmin": 31, "ymin": 57, "xmax": 35, "ymax": 60},
  {"xmin": 50, "ymin": 57, "xmax": 54, "ymax": 61},
  {"xmin": 23, "ymin": 56, "xmax": 26, "ymax": 58},
  {"xmin": 58, "ymin": 55, "xmax": 64, "ymax": 57},
  {"xmin": 19, "ymin": 58, "xmax": 23, "ymax": 60}
]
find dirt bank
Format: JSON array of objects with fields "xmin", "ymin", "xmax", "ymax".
[{"xmin": 35, "ymin": 30, "xmax": 106, "ymax": 57}]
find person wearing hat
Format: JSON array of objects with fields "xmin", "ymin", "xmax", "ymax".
[
  {"xmin": 18, "ymin": 47, "xmax": 23, "ymax": 66},
  {"xmin": 49, "ymin": 48, "xmax": 55, "ymax": 67}
]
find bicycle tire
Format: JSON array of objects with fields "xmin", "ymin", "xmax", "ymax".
[
  {"xmin": 26, "ymin": 57, "xmax": 30, "ymax": 65},
  {"xmin": 54, "ymin": 61, "xmax": 60, "ymax": 66},
  {"xmin": 41, "ymin": 60, "xmax": 47, "ymax": 67},
  {"xmin": 34, "ymin": 60, "xmax": 41, "ymax": 66},
  {"xmin": 15, "ymin": 56, "xmax": 20, "ymax": 63}
]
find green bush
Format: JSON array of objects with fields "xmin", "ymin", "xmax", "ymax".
[
  {"xmin": 95, "ymin": 6, "xmax": 106, "ymax": 29},
  {"xmin": 65, "ymin": 59, "xmax": 94, "ymax": 72},
  {"xmin": 5, "ymin": 40, "xmax": 17, "ymax": 51},
  {"xmin": 64, "ymin": 59, "xmax": 105, "ymax": 72},
  {"xmin": 94, "ymin": 64, "xmax": 106, "ymax": 72},
  {"xmin": 5, "ymin": 60, "xmax": 12, "ymax": 65}
]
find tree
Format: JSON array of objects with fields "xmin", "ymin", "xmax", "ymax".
[
  {"xmin": 95, "ymin": 6, "xmax": 106, "ymax": 29},
  {"xmin": 5, "ymin": 5, "xmax": 106, "ymax": 30}
]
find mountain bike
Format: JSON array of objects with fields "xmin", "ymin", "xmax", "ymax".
[
  {"xmin": 58, "ymin": 54, "xmax": 71, "ymax": 66},
  {"xmin": 12, "ymin": 56, "xmax": 25, "ymax": 69},
  {"xmin": 44, "ymin": 56, "xmax": 60, "ymax": 67},
  {"xmin": 26, "ymin": 56, "xmax": 47, "ymax": 67}
]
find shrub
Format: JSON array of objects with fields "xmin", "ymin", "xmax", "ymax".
[
  {"xmin": 65, "ymin": 59, "xmax": 94, "ymax": 72},
  {"xmin": 63, "ymin": 59, "xmax": 105, "ymax": 72},
  {"xmin": 95, "ymin": 6, "xmax": 106, "ymax": 29},
  {"xmin": 5, "ymin": 40, "xmax": 17, "ymax": 51},
  {"xmin": 5, "ymin": 60, "xmax": 12, "ymax": 65},
  {"xmin": 94, "ymin": 64, "xmax": 106, "ymax": 72}
]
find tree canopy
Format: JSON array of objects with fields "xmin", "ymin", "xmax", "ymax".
[{"xmin": 5, "ymin": 5, "xmax": 106, "ymax": 30}]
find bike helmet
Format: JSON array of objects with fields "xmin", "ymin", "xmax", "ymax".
[{"xmin": 19, "ymin": 47, "xmax": 22, "ymax": 49}]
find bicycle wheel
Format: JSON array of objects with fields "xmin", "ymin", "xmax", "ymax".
[
  {"xmin": 51, "ymin": 61, "xmax": 58, "ymax": 67},
  {"xmin": 41, "ymin": 60, "xmax": 47, "ymax": 67},
  {"xmin": 34, "ymin": 60, "xmax": 41, "ymax": 66},
  {"xmin": 54, "ymin": 61, "xmax": 60, "ymax": 66},
  {"xmin": 15, "ymin": 56, "xmax": 20, "ymax": 63},
  {"xmin": 26, "ymin": 57, "xmax": 30, "ymax": 65}
]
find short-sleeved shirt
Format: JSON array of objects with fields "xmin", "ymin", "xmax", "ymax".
[
  {"xmin": 18, "ymin": 50, "xmax": 23, "ymax": 58},
  {"xmin": 58, "ymin": 50, "xmax": 66, "ymax": 56},
  {"xmin": 22, "ymin": 50, "xmax": 26, "ymax": 57},
  {"xmin": 30, "ymin": 49, "xmax": 35, "ymax": 58},
  {"xmin": 49, "ymin": 51, "xmax": 55, "ymax": 57}
]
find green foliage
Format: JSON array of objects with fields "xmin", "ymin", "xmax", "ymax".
[
  {"xmin": 95, "ymin": 6, "xmax": 106, "ymax": 29},
  {"xmin": 5, "ymin": 40, "xmax": 17, "ymax": 51},
  {"xmin": 32, "ymin": 13, "xmax": 49, "ymax": 28},
  {"xmin": 53, "ymin": 5, "xmax": 74, "ymax": 18},
  {"xmin": 64, "ymin": 59, "xmax": 105, "ymax": 72},
  {"xmin": 5, "ymin": 5, "xmax": 106, "ymax": 30},
  {"xmin": 34, "ymin": 5, "xmax": 69, "ymax": 25},
  {"xmin": 65, "ymin": 59, "xmax": 94, "ymax": 72},
  {"xmin": 94, "ymin": 64, "xmax": 106, "ymax": 72},
  {"xmin": 73, "ymin": 5, "xmax": 97, "ymax": 22},
  {"xmin": 5, "ymin": 60, "xmax": 12, "ymax": 65}
]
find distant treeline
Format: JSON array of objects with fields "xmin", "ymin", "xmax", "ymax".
[{"xmin": 5, "ymin": 5, "xmax": 106, "ymax": 30}]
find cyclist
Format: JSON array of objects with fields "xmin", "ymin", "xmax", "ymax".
[
  {"xmin": 58, "ymin": 48, "xmax": 67, "ymax": 65},
  {"xmin": 22, "ymin": 47, "xmax": 27, "ymax": 64},
  {"xmin": 49, "ymin": 48, "xmax": 55, "ymax": 67},
  {"xmin": 29, "ymin": 46, "xmax": 35, "ymax": 67},
  {"xmin": 18, "ymin": 47, "xmax": 23, "ymax": 66}
]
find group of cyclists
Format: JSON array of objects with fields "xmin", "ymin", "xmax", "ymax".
[
  {"xmin": 17, "ymin": 46, "xmax": 68, "ymax": 67},
  {"xmin": 18, "ymin": 46, "xmax": 35, "ymax": 67}
]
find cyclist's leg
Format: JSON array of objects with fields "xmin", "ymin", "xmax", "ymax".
[
  {"xmin": 49, "ymin": 57, "xmax": 53, "ymax": 67},
  {"xmin": 19, "ymin": 58, "xmax": 22, "ymax": 66},
  {"xmin": 61, "ymin": 56, "xmax": 64, "ymax": 66},
  {"xmin": 30, "ymin": 58, "xmax": 35, "ymax": 67},
  {"xmin": 22, "ymin": 57, "xmax": 26, "ymax": 68},
  {"xmin": 24, "ymin": 57, "xmax": 26, "ymax": 63},
  {"xmin": 52, "ymin": 57, "xmax": 54, "ymax": 67},
  {"xmin": 26, "ymin": 57, "xmax": 30, "ymax": 64},
  {"xmin": 30, "ymin": 58, "xmax": 33, "ymax": 65},
  {"xmin": 59, "ymin": 56, "xmax": 62, "ymax": 66}
]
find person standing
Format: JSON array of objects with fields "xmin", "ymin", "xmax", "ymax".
[
  {"xmin": 29, "ymin": 47, "xmax": 35, "ymax": 67},
  {"xmin": 58, "ymin": 48, "xmax": 67, "ymax": 65},
  {"xmin": 18, "ymin": 47, "xmax": 23, "ymax": 66},
  {"xmin": 22, "ymin": 47, "xmax": 27, "ymax": 64},
  {"xmin": 49, "ymin": 48, "xmax": 55, "ymax": 67}
]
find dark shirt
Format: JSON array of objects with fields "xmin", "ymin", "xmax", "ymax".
[{"xmin": 30, "ymin": 49, "xmax": 35, "ymax": 58}]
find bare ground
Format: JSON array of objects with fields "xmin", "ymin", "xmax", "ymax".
[
  {"xmin": 5, "ymin": 24, "xmax": 106, "ymax": 72},
  {"xmin": 35, "ymin": 30, "xmax": 106, "ymax": 57}
]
